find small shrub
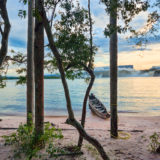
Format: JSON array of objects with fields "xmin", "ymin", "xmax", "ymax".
[
  {"xmin": 148, "ymin": 132, "xmax": 160, "ymax": 152},
  {"xmin": 3, "ymin": 122, "xmax": 63, "ymax": 160}
]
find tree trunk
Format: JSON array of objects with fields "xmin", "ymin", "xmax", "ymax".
[
  {"xmin": 38, "ymin": 2, "xmax": 110, "ymax": 159},
  {"xmin": 78, "ymin": 0, "xmax": 95, "ymax": 148},
  {"xmin": 78, "ymin": 69, "xmax": 95, "ymax": 148},
  {"xmin": 66, "ymin": 118, "xmax": 109, "ymax": 160},
  {"xmin": 88, "ymin": 0, "xmax": 93, "ymax": 68},
  {"xmin": 110, "ymin": 0, "xmax": 118, "ymax": 138},
  {"xmin": 34, "ymin": 0, "xmax": 44, "ymax": 136},
  {"xmin": 27, "ymin": 0, "xmax": 35, "ymax": 126},
  {"xmin": 0, "ymin": 0, "xmax": 11, "ymax": 67}
]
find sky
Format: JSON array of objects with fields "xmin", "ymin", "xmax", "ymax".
[{"xmin": 5, "ymin": 0, "xmax": 160, "ymax": 75}]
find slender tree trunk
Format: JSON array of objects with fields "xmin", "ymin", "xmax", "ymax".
[
  {"xmin": 34, "ymin": 0, "xmax": 44, "ymax": 136},
  {"xmin": 78, "ymin": 70, "xmax": 95, "ymax": 148},
  {"xmin": 78, "ymin": 0, "xmax": 95, "ymax": 148},
  {"xmin": 38, "ymin": 3, "xmax": 110, "ymax": 159},
  {"xmin": 0, "ymin": 0, "xmax": 11, "ymax": 67},
  {"xmin": 88, "ymin": 0, "xmax": 93, "ymax": 68},
  {"xmin": 27, "ymin": 0, "xmax": 35, "ymax": 126},
  {"xmin": 110, "ymin": 0, "xmax": 118, "ymax": 138}
]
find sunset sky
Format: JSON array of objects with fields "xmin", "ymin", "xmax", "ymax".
[{"xmin": 6, "ymin": 0, "xmax": 160, "ymax": 75}]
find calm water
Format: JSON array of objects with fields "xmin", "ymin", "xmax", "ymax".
[{"xmin": 0, "ymin": 77, "xmax": 160, "ymax": 116}]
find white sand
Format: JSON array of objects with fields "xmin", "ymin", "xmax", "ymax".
[{"xmin": 0, "ymin": 114, "xmax": 160, "ymax": 160}]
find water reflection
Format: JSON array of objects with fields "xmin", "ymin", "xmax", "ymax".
[{"xmin": 0, "ymin": 77, "xmax": 160, "ymax": 116}]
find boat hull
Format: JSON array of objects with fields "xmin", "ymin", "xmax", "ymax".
[{"xmin": 89, "ymin": 104, "xmax": 107, "ymax": 119}]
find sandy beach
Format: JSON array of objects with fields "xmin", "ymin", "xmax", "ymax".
[{"xmin": 0, "ymin": 113, "xmax": 160, "ymax": 160}]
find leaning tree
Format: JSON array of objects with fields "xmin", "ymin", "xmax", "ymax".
[
  {"xmin": 36, "ymin": 0, "xmax": 110, "ymax": 159},
  {"xmin": 78, "ymin": 0, "xmax": 96, "ymax": 148},
  {"xmin": 45, "ymin": 0, "xmax": 97, "ymax": 148}
]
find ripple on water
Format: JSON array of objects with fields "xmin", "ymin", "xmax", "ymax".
[{"xmin": 0, "ymin": 77, "xmax": 160, "ymax": 116}]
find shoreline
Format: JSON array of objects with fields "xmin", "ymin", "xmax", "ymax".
[
  {"xmin": 0, "ymin": 111, "xmax": 159, "ymax": 118},
  {"xmin": 0, "ymin": 114, "xmax": 160, "ymax": 129}
]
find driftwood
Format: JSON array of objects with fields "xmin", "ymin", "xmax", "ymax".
[
  {"xmin": 108, "ymin": 129, "xmax": 143, "ymax": 133},
  {"xmin": 0, "ymin": 128, "xmax": 18, "ymax": 130},
  {"xmin": 50, "ymin": 151, "xmax": 83, "ymax": 158}
]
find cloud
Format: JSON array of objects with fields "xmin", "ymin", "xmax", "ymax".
[
  {"xmin": 5, "ymin": 0, "xmax": 159, "ymax": 75},
  {"xmin": 7, "ymin": 0, "xmax": 149, "ymax": 54},
  {"xmin": 130, "ymin": 11, "xmax": 149, "ymax": 30},
  {"xmin": 94, "ymin": 42, "xmax": 160, "ymax": 69},
  {"xmin": 7, "ymin": 0, "xmax": 27, "ymax": 48},
  {"xmin": 10, "ymin": 18, "xmax": 27, "ymax": 43},
  {"xmin": 118, "ymin": 43, "xmax": 160, "ymax": 69},
  {"xmin": 92, "ymin": 13, "xmax": 109, "ymax": 29}
]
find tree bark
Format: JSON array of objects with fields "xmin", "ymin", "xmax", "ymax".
[
  {"xmin": 34, "ymin": 0, "xmax": 44, "ymax": 136},
  {"xmin": 110, "ymin": 0, "xmax": 118, "ymax": 138},
  {"xmin": 38, "ymin": 2, "xmax": 110, "ymax": 159},
  {"xmin": 27, "ymin": 0, "xmax": 35, "ymax": 126},
  {"xmin": 0, "ymin": 0, "xmax": 11, "ymax": 67}
]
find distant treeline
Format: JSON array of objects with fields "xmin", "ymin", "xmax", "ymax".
[{"xmin": 1, "ymin": 74, "xmax": 60, "ymax": 80}]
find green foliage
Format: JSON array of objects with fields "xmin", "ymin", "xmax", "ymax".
[
  {"xmin": 148, "ymin": 132, "xmax": 160, "ymax": 152},
  {"xmin": 0, "ymin": 77, "xmax": 6, "ymax": 88},
  {"xmin": 46, "ymin": 143, "xmax": 65, "ymax": 157},
  {"xmin": 19, "ymin": 0, "xmax": 27, "ymax": 5},
  {"xmin": 101, "ymin": 0, "xmax": 149, "ymax": 37},
  {"xmin": 47, "ymin": 0, "xmax": 96, "ymax": 80},
  {"xmin": 16, "ymin": 76, "xmax": 26, "ymax": 85},
  {"xmin": 10, "ymin": 51, "xmax": 27, "ymax": 66},
  {"xmin": 129, "ymin": 0, "xmax": 160, "ymax": 47},
  {"xmin": 46, "ymin": 144, "xmax": 81, "ymax": 158},
  {"xmin": 18, "ymin": 10, "xmax": 27, "ymax": 19},
  {"xmin": 18, "ymin": 0, "xmax": 27, "ymax": 18},
  {"xmin": 16, "ymin": 68, "xmax": 27, "ymax": 74},
  {"xmin": 8, "ymin": 0, "xmax": 96, "ymax": 83},
  {"xmin": 18, "ymin": 0, "xmax": 40, "ymax": 20},
  {"xmin": 8, "ymin": 51, "xmax": 27, "ymax": 85},
  {"xmin": 3, "ymin": 122, "xmax": 63, "ymax": 160},
  {"xmin": 0, "ymin": 58, "xmax": 9, "ymax": 88}
]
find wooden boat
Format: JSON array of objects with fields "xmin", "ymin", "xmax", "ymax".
[{"xmin": 89, "ymin": 93, "xmax": 110, "ymax": 119}]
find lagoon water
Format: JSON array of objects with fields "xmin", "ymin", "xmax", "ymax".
[{"xmin": 0, "ymin": 77, "xmax": 160, "ymax": 116}]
